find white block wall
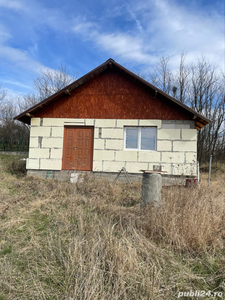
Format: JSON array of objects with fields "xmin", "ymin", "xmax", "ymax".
[{"xmin": 27, "ymin": 118, "xmax": 197, "ymax": 176}]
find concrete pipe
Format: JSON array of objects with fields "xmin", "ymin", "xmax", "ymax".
[{"xmin": 142, "ymin": 173, "xmax": 162, "ymax": 206}]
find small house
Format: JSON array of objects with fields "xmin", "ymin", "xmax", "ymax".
[{"xmin": 15, "ymin": 59, "xmax": 210, "ymax": 183}]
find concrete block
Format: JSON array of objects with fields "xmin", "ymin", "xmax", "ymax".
[
  {"xmin": 31, "ymin": 118, "xmax": 40, "ymax": 126},
  {"xmin": 29, "ymin": 137, "xmax": 39, "ymax": 148},
  {"xmin": 173, "ymin": 141, "xmax": 197, "ymax": 152},
  {"xmin": 93, "ymin": 160, "xmax": 103, "ymax": 172},
  {"xmin": 42, "ymin": 138, "xmax": 63, "ymax": 148},
  {"xmin": 162, "ymin": 120, "xmax": 195, "ymax": 129},
  {"xmin": 116, "ymin": 151, "xmax": 137, "ymax": 162},
  {"xmin": 85, "ymin": 119, "xmax": 95, "ymax": 126},
  {"xmin": 173, "ymin": 163, "xmax": 196, "ymax": 176},
  {"xmin": 103, "ymin": 161, "xmax": 125, "ymax": 172},
  {"xmin": 139, "ymin": 119, "xmax": 162, "ymax": 128},
  {"xmin": 43, "ymin": 118, "xmax": 64, "ymax": 126},
  {"xmin": 102, "ymin": 128, "xmax": 123, "ymax": 139},
  {"xmin": 116, "ymin": 119, "xmax": 138, "ymax": 127},
  {"xmin": 162, "ymin": 152, "xmax": 185, "ymax": 164},
  {"xmin": 162, "ymin": 175, "xmax": 186, "ymax": 186},
  {"xmin": 64, "ymin": 119, "xmax": 85, "ymax": 125},
  {"xmin": 95, "ymin": 119, "xmax": 116, "ymax": 127},
  {"xmin": 51, "ymin": 148, "xmax": 63, "ymax": 159},
  {"xmin": 40, "ymin": 159, "xmax": 62, "ymax": 170},
  {"xmin": 126, "ymin": 162, "xmax": 148, "ymax": 173},
  {"xmin": 138, "ymin": 151, "xmax": 161, "ymax": 162},
  {"xmin": 94, "ymin": 139, "xmax": 105, "ymax": 150},
  {"xmin": 70, "ymin": 173, "xmax": 84, "ymax": 183},
  {"xmin": 52, "ymin": 127, "xmax": 64, "ymax": 137},
  {"xmin": 158, "ymin": 129, "xmax": 180, "ymax": 140},
  {"xmin": 94, "ymin": 150, "xmax": 114, "ymax": 161},
  {"xmin": 176, "ymin": 124, "xmax": 191, "ymax": 129},
  {"xmin": 157, "ymin": 140, "xmax": 172, "ymax": 151},
  {"xmin": 148, "ymin": 163, "xmax": 154, "ymax": 171},
  {"xmin": 186, "ymin": 152, "xmax": 197, "ymax": 164},
  {"xmin": 181, "ymin": 129, "xmax": 197, "ymax": 141},
  {"xmin": 94, "ymin": 127, "xmax": 99, "ymax": 138},
  {"xmin": 162, "ymin": 163, "xmax": 172, "ymax": 175},
  {"xmin": 162, "ymin": 124, "xmax": 190, "ymax": 129},
  {"xmin": 106, "ymin": 139, "xmax": 123, "ymax": 150},
  {"xmin": 29, "ymin": 148, "xmax": 50, "ymax": 159},
  {"xmin": 26, "ymin": 158, "xmax": 39, "ymax": 169},
  {"xmin": 30, "ymin": 126, "xmax": 51, "ymax": 137}
]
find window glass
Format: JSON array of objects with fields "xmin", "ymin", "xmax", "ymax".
[
  {"xmin": 141, "ymin": 128, "xmax": 156, "ymax": 150},
  {"xmin": 126, "ymin": 128, "xmax": 138, "ymax": 149}
]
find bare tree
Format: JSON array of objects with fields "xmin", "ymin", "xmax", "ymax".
[
  {"xmin": 148, "ymin": 54, "xmax": 225, "ymax": 164},
  {"xmin": 175, "ymin": 51, "xmax": 190, "ymax": 103},
  {"xmin": 18, "ymin": 64, "xmax": 78, "ymax": 112},
  {"xmin": 148, "ymin": 56, "xmax": 174, "ymax": 94},
  {"xmin": 17, "ymin": 93, "xmax": 42, "ymax": 113},
  {"xmin": 33, "ymin": 64, "xmax": 78, "ymax": 100},
  {"xmin": 0, "ymin": 99, "xmax": 30, "ymax": 150},
  {"xmin": 186, "ymin": 56, "xmax": 224, "ymax": 163},
  {"xmin": 0, "ymin": 64, "xmax": 77, "ymax": 150}
]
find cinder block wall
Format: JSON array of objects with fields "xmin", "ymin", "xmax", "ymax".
[{"xmin": 27, "ymin": 118, "xmax": 197, "ymax": 176}]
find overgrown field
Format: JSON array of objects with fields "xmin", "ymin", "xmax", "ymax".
[{"xmin": 0, "ymin": 155, "xmax": 225, "ymax": 299}]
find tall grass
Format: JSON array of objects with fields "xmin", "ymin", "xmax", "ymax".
[
  {"xmin": 0, "ymin": 162, "xmax": 224, "ymax": 299},
  {"xmin": 140, "ymin": 185, "xmax": 225, "ymax": 253}
]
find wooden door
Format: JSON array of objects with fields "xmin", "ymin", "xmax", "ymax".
[{"xmin": 62, "ymin": 126, "xmax": 94, "ymax": 170}]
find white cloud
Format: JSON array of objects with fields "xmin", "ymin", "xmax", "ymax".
[
  {"xmin": 95, "ymin": 33, "xmax": 156, "ymax": 63},
  {"xmin": 0, "ymin": 0, "xmax": 224, "ymax": 97},
  {"xmin": 1, "ymin": 80, "xmax": 31, "ymax": 89},
  {"xmin": 68, "ymin": 0, "xmax": 224, "ymax": 71},
  {"xmin": 71, "ymin": 18, "xmax": 154, "ymax": 64},
  {"xmin": 0, "ymin": 0, "xmax": 23, "ymax": 10},
  {"xmin": 0, "ymin": 25, "xmax": 11, "ymax": 43},
  {"xmin": 0, "ymin": 45, "xmax": 47, "ymax": 73},
  {"xmin": 131, "ymin": 0, "xmax": 225, "ymax": 70},
  {"xmin": 125, "ymin": 2, "xmax": 143, "ymax": 33},
  {"xmin": 72, "ymin": 18, "xmax": 99, "ymax": 38}
]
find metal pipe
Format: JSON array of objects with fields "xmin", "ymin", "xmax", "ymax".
[
  {"xmin": 197, "ymin": 161, "xmax": 200, "ymax": 185},
  {"xmin": 208, "ymin": 155, "xmax": 212, "ymax": 187}
]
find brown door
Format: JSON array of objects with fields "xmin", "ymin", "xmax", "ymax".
[{"xmin": 62, "ymin": 126, "xmax": 94, "ymax": 170}]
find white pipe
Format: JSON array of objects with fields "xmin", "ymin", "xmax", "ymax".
[
  {"xmin": 208, "ymin": 155, "xmax": 212, "ymax": 187},
  {"xmin": 197, "ymin": 161, "xmax": 200, "ymax": 185}
]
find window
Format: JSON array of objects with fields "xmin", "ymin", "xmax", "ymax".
[{"xmin": 124, "ymin": 127, "xmax": 157, "ymax": 150}]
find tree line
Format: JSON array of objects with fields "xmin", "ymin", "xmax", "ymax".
[
  {"xmin": 0, "ymin": 65, "xmax": 77, "ymax": 151},
  {"xmin": 146, "ymin": 53, "xmax": 225, "ymax": 164},
  {"xmin": 0, "ymin": 55, "xmax": 224, "ymax": 164}
]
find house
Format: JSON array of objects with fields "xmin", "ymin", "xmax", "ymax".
[{"xmin": 14, "ymin": 59, "xmax": 210, "ymax": 183}]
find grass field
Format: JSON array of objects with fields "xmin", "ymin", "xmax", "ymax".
[{"xmin": 0, "ymin": 154, "xmax": 225, "ymax": 299}]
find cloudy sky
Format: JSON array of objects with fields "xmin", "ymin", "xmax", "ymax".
[{"xmin": 0, "ymin": 0, "xmax": 224, "ymax": 97}]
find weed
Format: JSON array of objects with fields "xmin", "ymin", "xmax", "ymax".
[
  {"xmin": 0, "ymin": 157, "xmax": 224, "ymax": 299},
  {"xmin": 1, "ymin": 245, "xmax": 12, "ymax": 255}
]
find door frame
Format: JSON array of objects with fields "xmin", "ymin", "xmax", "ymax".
[{"xmin": 62, "ymin": 126, "xmax": 94, "ymax": 171}]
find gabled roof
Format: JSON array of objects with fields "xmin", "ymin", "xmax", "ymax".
[{"xmin": 14, "ymin": 58, "xmax": 211, "ymax": 129}]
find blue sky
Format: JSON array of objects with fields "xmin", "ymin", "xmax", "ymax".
[{"xmin": 0, "ymin": 0, "xmax": 224, "ymax": 98}]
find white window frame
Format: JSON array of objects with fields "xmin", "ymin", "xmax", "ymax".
[{"xmin": 123, "ymin": 127, "xmax": 157, "ymax": 151}]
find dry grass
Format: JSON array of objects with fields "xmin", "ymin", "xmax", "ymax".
[
  {"xmin": 0, "ymin": 157, "xmax": 225, "ymax": 299},
  {"xmin": 141, "ymin": 184, "xmax": 225, "ymax": 253}
]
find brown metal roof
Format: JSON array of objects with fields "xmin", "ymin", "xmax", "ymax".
[{"xmin": 14, "ymin": 58, "xmax": 211, "ymax": 129}]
